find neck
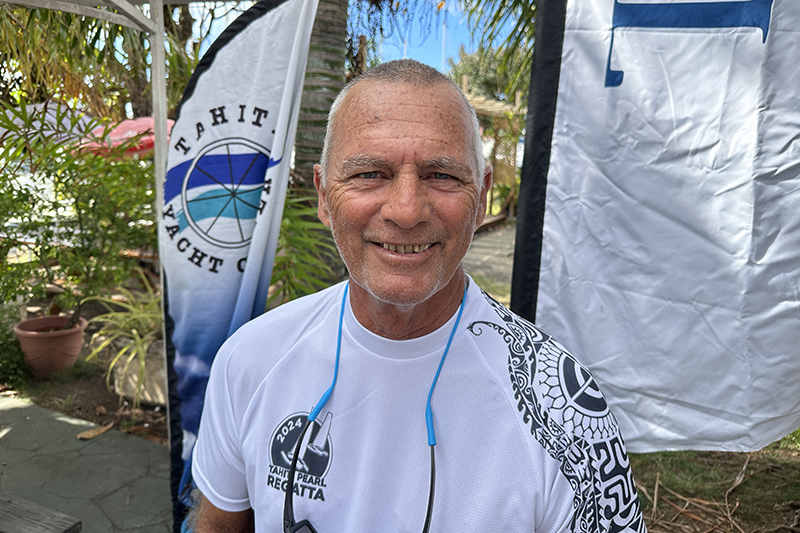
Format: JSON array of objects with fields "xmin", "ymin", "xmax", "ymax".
[{"xmin": 349, "ymin": 270, "xmax": 468, "ymax": 340}]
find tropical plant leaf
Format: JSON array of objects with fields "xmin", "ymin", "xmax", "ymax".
[
  {"xmin": 461, "ymin": 0, "xmax": 536, "ymax": 96},
  {"xmin": 83, "ymin": 268, "xmax": 160, "ymax": 407}
]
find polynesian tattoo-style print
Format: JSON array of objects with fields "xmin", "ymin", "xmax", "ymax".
[{"xmin": 467, "ymin": 292, "xmax": 646, "ymax": 533}]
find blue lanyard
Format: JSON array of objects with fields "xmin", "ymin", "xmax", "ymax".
[{"xmin": 309, "ymin": 281, "xmax": 468, "ymax": 447}]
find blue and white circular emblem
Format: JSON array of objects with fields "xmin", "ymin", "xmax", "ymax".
[{"xmin": 181, "ymin": 137, "xmax": 271, "ymax": 249}]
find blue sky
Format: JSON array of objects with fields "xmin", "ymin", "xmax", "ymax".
[
  {"xmin": 376, "ymin": 6, "xmax": 478, "ymax": 72},
  {"xmin": 192, "ymin": 2, "xmax": 480, "ymax": 73}
]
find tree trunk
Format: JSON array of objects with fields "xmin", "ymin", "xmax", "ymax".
[
  {"xmin": 291, "ymin": 0, "xmax": 349, "ymax": 283},
  {"xmin": 293, "ymin": 0, "xmax": 348, "ymax": 187}
]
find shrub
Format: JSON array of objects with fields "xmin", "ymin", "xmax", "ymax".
[
  {"xmin": 0, "ymin": 302, "xmax": 31, "ymax": 387},
  {"xmin": 0, "ymin": 100, "xmax": 157, "ymax": 314}
]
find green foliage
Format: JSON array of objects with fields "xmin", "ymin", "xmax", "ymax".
[
  {"xmin": 0, "ymin": 100, "xmax": 157, "ymax": 312},
  {"xmin": 468, "ymin": 273, "xmax": 510, "ymax": 308},
  {"xmin": 488, "ymin": 180, "xmax": 518, "ymax": 215},
  {"xmin": 448, "ymin": 44, "xmax": 529, "ymax": 105},
  {"xmin": 84, "ymin": 269, "xmax": 161, "ymax": 407},
  {"xmin": 632, "ymin": 451, "xmax": 732, "ymax": 503},
  {"xmin": 1, "ymin": 6, "xmax": 88, "ymax": 104},
  {"xmin": 448, "ymin": 44, "xmax": 527, "ymax": 139},
  {"xmin": 53, "ymin": 392, "xmax": 77, "ymax": 411},
  {"xmin": 0, "ymin": 6, "xmax": 150, "ymax": 114},
  {"xmin": 347, "ymin": 2, "xmax": 394, "ymax": 74},
  {"xmin": 0, "ymin": 4, "xmax": 214, "ymax": 118},
  {"xmin": 775, "ymin": 427, "xmax": 800, "ymax": 450},
  {"xmin": 0, "ymin": 302, "xmax": 31, "ymax": 387},
  {"xmin": 164, "ymin": 31, "xmax": 201, "ymax": 116},
  {"xmin": 462, "ymin": 0, "xmax": 535, "ymax": 97},
  {"xmin": 449, "ymin": 45, "xmax": 524, "ymax": 215},
  {"xmin": 268, "ymin": 189, "xmax": 340, "ymax": 308}
]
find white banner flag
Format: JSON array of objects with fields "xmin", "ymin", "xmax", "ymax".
[
  {"xmin": 514, "ymin": 0, "xmax": 800, "ymax": 452},
  {"xmin": 157, "ymin": 0, "xmax": 318, "ymax": 505}
]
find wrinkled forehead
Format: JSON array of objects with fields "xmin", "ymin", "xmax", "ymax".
[
  {"xmin": 340, "ymin": 78, "xmax": 468, "ymax": 112},
  {"xmin": 331, "ymin": 80, "xmax": 477, "ymax": 160}
]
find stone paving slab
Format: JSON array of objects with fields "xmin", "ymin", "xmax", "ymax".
[
  {"xmin": 464, "ymin": 222, "xmax": 516, "ymax": 288},
  {"xmin": 0, "ymin": 395, "xmax": 172, "ymax": 532}
]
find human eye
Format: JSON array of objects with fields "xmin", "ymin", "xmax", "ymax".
[
  {"xmin": 343, "ymin": 170, "xmax": 386, "ymax": 188},
  {"xmin": 432, "ymin": 172, "xmax": 456, "ymax": 181},
  {"xmin": 425, "ymin": 171, "xmax": 463, "ymax": 189},
  {"xmin": 356, "ymin": 171, "xmax": 380, "ymax": 180},
  {"xmin": 346, "ymin": 170, "xmax": 382, "ymax": 181}
]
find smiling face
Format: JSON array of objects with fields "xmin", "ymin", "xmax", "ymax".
[{"xmin": 315, "ymin": 80, "xmax": 491, "ymax": 319}]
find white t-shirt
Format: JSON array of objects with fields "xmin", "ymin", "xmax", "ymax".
[{"xmin": 193, "ymin": 278, "xmax": 646, "ymax": 532}]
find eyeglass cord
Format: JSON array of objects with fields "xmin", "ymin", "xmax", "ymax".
[{"xmin": 284, "ymin": 281, "xmax": 467, "ymax": 533}]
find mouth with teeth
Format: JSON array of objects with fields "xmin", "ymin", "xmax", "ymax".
[{"xmin": 379, "ymin": 243, "xmax": 433, "ymax": 254}]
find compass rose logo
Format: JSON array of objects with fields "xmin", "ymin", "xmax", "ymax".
[{"xmin": 180, "ymin": 137, "xmax": 276, "ymax": 249}]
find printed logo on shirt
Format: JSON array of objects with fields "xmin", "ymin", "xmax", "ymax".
[
  {"xmin": 559, "ymin": 355, "xmax": 608, "ymax": 416},
  {"xmin": 267, "ymin": 412, "xmax": 333, "ymax": 502},
  {"xmin": 470, "ymin": 292, "xmax": 647, "ymax": 532}
]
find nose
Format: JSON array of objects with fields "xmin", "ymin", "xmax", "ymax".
[{"xmin": 380, "ymin": 174, "xmax": 430, "ymax": 229}]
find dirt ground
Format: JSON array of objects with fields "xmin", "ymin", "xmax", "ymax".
[
  {"xmin": 8, "ymin": 298, "xmax": 169, "ymax": 446},
  {"xmin": 8, "ymin": 366, "xmax": 169, "ymax": 445},
  {"xmin": 631, "ymin": 448, "xmax": 800, "ymax": 532}
]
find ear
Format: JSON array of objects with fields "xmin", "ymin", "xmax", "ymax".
[
  {"xmin": 475, "ymin": 164, "xmax": 493, "ymax": 227},
  {"xmin": 314, "ymin": 164, "xmax": 331, "ymax": 228}
]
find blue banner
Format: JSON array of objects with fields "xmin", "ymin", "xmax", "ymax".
[{"xmin": 157, "ymin": 0, "xmax": 318, "ymax": 520}]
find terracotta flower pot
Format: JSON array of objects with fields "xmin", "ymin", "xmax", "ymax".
[{"xmin": 14, "ymin": 316, "xmax": 87, "ymax": 379}]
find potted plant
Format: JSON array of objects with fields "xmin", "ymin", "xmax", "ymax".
[
  {"xmin": 12, "ymin": 313, "xmax": 87, "ymax": 379},
  {"xmin": 85, "ymin": 269, "xmax": 164, "ymax": 407},
  {"xmin": 0, "ymin": 100, "xmax": 157, "ymax": 378}
]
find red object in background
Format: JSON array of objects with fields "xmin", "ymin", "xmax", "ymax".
[{"xmin": 83, "ymin": 117, "xmax": 174, "ymax": 157}]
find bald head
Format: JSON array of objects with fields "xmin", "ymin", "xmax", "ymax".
[{"xmin": 319, "ymin": 59, "xmax": 485, "ymax": 185}]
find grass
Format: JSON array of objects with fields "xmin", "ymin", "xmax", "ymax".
[
  {"xmin": 469, "ymin": 273, "xmax": 511, "ymax": 307},
  {"xmin": 13, "ymin": 354, "xmax": 106, "ymax": 400},
  {"xmin": 53, "ymin": 393, "xmax": 77, "ymax": 411},
  {"xmin": 630, "ymin": 429, "xmax": 800, "ymax": 531}
]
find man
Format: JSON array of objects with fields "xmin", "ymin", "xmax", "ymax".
[{"xmin": 189, "ymin": 59, "xmax": 646, "ymax": 532}]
